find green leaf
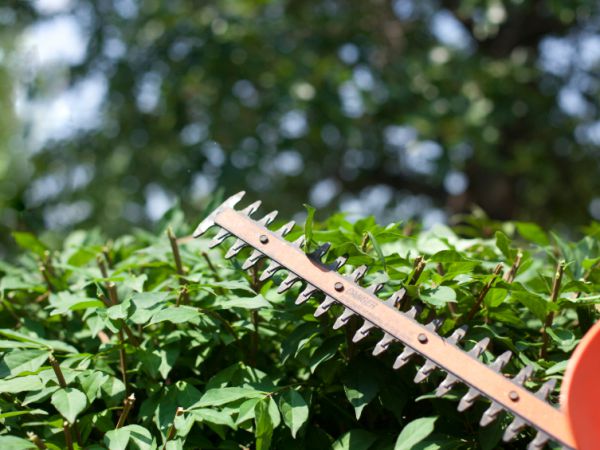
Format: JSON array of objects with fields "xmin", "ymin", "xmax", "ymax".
[
  {"xmin": 255, "ymin": 398, "xmax": 274, "ymax": 450},
  {"xmin": 190, "ymin": 408, "xmax": 236, "ymax": 429},
  {"xmin": 511, "ymin": 291, "xmax": 552, "ymax": 321},
  {"xmin": 278, "ymin": 390, "xmax": 309, "ymax": 438},
  {"xmin": 343, "ymin": 373, "xmax": 378, "ymax": 420},
  {"xmin": 104, "ymin": 427, "xmax": 131, "ymax": 450},
  {"xmin": 0, "ymin": 435, "xmax": 37, "ymax": 449},
  {"xmin": 332, "ymin": 429, "xmax": 376, "ymax": 450},
  {"xmin": 515, "ymin": 222, "xmax": 549, "ymax": 246},
  {"xmin": 51, "ymin": 388, "xmax": 87, "ymax": 423},
  {"xmin": 124, "ymin": 274, "xmax": 147, "ymax": 293},
  {"xmin": 217, "ymin": 294, "xmax": 271, "ymax": 310},
  {"xmin": 0, "ymin": 375, "xmax": 43, "ymax": 394},
  {"xmin": 0, "ymin": 349, "xmax": 49, "ymax": 377},
  {"xmin": 484, "ymin": 288, "xmax": 507, "ymax": 308},
  {"xmin": 236, "ymin": 398, "xmax": 261, "ymax": 424},
  {"xmin": 12, "ymin": 232, "xmax": 47, "ymax": 256},
  {"xmin": 0, "ymin": 329, "xmax": 78, "ymax": 353},
  {"xmin": 419, "ymin": 286, "xmax": 456, "ymax": 308},
  {"xmin": 394, "ymin": 416, "xmax": 438, "ymax": 450},
  {"xmin": 309, "ymin": 335, "xmax": 344, "ymax": 373},
  {"xmin": 195, "ymin": 387, "xmax": 265, "ymax": 407},
  {"xmin": 149, "ymin": 306, "xmax": 200, "ymax": 325},
  {"xmin": 78, "ymin": 371, "xmax": 110, "ymax": 402},
  {"xmin": 303, "ymin": 203, "xmax": 316, "ymax": 250},
  {"xmin": 367, "ymin": 231, "xmax": 386, "ymax": 270},
  {"xmin": 495, "ymin": 231, "xmax": 513, "ymax": 259}
]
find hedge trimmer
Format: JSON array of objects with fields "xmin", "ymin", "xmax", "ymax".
[{"xmin": 193, "ymin": 191, "xmax": 600, "ymax": 450}]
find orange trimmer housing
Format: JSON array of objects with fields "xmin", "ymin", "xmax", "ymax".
[{"xmin": 562, "ymin": 320, "xmax": 600, "ymax": 450}]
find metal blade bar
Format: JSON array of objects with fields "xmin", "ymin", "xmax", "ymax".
[{"xmin": 208, "ymin": 206, "xmax": 575, "ymax": 448}]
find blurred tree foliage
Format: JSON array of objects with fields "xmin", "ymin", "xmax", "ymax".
[{"xmin": 1, "ymin": 0, "xmax": 600, "ymax": 249}]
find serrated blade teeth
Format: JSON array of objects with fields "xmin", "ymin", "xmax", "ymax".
[
  {"xmin": 372, "ymin": 333, "xmax": 395, "ymax": 356},
  {"xmin": 448, "ymin": 326, "xmax": 468, "ymax": 344},
  {"xmin": 295, "ymin": 283, "xmax": 318, "ymax": 305},
  {"xmin": 258, "ymin": 210, "xmax": 278, "ymax": 226},
  {"xmin": 503, "ymin": 417, "xmax": 527, "ymax": 442},
  {"xmin": 293, "ymin": 235, "xmax": 306, "ymax": 249},
  {"xmin": 210, "ymin": 228, "xmax": 231, "ymax": 248},
  {"xmin": 367, "ymin": 282, "xmax": 384, "ymax": 294},
  {"xmin": 225, "ymin": 238, "xmax": 247, "ymax": 259},
  {"xmin": 435, "ymin": 374, "xmax": 460, "ymax": 397},
  {"xmin": 527, "ymin": 431, "xmax": 550, "ymax": 450},
  {"xmin": 241, "ymin": 249, "xmax": 264, "ymax": 270},
  {"xmin": 314, "ymin": 296, "xmax": 336, "ymax": 317},
  {"xmin": 277, "ymin": 220, "xmax": 295, "ymax": 236},
  {"xmin": 352, "ymin": 320, "xmax": 375, "ymax": 343},
  {"xmin": 329, "ymin": 255, "xmax": 348, "ymax": 271},
  {"xmin": 414, "ymin": 359, "xmax": 437, "ymax": 383},
  {"xmin": 260, "ymin": 260, "xmax": 282, "ymax": 281},
  {"xmin": 192, "ymin": 191, "xmax": 245, "ymax": 237},
  {"xmin": 405, "ymin": 305, "xmax": 421, "ymax": 319},
  {"xmin": 349, "ymin": 265, "xmax": 368, "ymax": 281},
  {"xmin": 425, "ymin": 318, "xmax": 444, "ymax": 331},
  {"xmin": 490, "ymin": 350, "xmax": 512, "ymax": 371},
  {"xmin": 333, "ymin": 308, "xmax": 355, "ymax": 329},
  {"xmin": 384, "ymin": 288, "xmax": 406, "ymax": 308},
  {"xmin": 241, "ymin": 200, "xmax": 262, "ymax": 216},
  {"xmin": 277, "ymin": 272, "xmax": 300, "ymax": 294},
  {"xmin": 468, "ymin": 337, "xmax": 490, "ymax": 357},
  {"xmin": 307, "ymin": 242, "xmax": 331, "ymax": 262},
  {"xmin": 535, "ymin": 379, "xmax": 556, "ymax": 400},
  {"xmin": 514, "ymin": 365, "xmax": 534, "ymax": 384},
  {"xmin": 480, "ymin": 401, "xmax": 503, "ymax": 426},
  {"xmin": 457, "ymin": 387, "xmax": 480, "ymax": 412},
  {"xmin": 393, "ymin": 347, "xmax": 416, "ymax": 369}
]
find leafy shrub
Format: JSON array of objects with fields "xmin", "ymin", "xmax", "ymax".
[{"xmin": 0, "ymin": 209, "xmax": 599, "ymax": 449}]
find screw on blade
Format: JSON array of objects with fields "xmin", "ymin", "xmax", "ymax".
[
  {"xmin": 415, "ymin": 327, "xmax": 468, "ymax": 384},
  {"xmin": 241, "ymin": 221, "xmax": 295, "ymax": 270},
  {"xmin": 225, "ymin": 210, "xmax": 278, "ymax": 256},
  {"xmin": 502, "ymin": 379, "xmax": 556, "ymax": 442},
  {"xmin": 314, "ymin": 296, "xmax": 336, "ymax": 317},
  {"xmin": 334, "ymin": 282, "xmax": 383, "ymax": 329},
  {"xmin": 373, "ymin": 333, "xmax": 395, "ymax": 356},
  {"xmin": 353, "ymin": 319, "xmax": 375, "ymax": 342},
  {"xmin": 479, "ymin": 351, "xmax": 514, "ymax": 425},
  {"xmin": 383, "ymin": 288, "xmax": 406, "ymax": 308},
  {"xmin": 259, "ymin": 235, "xmax": 305, "ymax": 282},
  {"xmin": 193, "ymin": 191, "xmax": 246, "ymax": 238},
  {"xmin": 393, "ymin": 346, "xmax": 416, "ymax": 369},
  {"xmin": 295, "ymin": 256, "xmax": 347, "ymax": 305}
]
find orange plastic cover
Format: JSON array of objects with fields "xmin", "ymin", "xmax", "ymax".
[{"xmin": 562, "ymin": 320, "xmax": 600, "ymax": 450}]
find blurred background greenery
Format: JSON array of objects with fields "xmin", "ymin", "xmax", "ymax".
[{"xmin": 1, "ymin": 0, "xmax": 599, "ymax": 255}]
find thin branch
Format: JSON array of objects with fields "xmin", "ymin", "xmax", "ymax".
[
  {"xmin": 202, "ymin": 251, "xmax": 221, "ymax": 281},
  {"xmin": 49, "ymin": 354, "xmax": 67, "ymax": 388},
  {"xmin": 163, "ymin": 407, "xmax": 184, "ymax": 450},
  {"xmin": 63, "ymin": 421, "xmax": 73, "ymax": 450},
  {"xmin": 360, "ymin": 233, "xmax": 370, "ymax": 252},
  {"xmin": 503, "ymin": 251, "xmax": 523, "ymax": 283},
  {"xmin": 118, "ymin": 329, "xmax": 128, "ymax": 394},
  {"xmin": 175, "ymin": 286, "xmax": 188, "ymax": 307},
  {"xmin": 116, "ymin": 393, "xmax": 136, "ymax": 428},
  {"xmin": 465, "ymin": 263, "xmax": 504, "ymax": 321},
  {"xmin": 540, "ymin": 260, "xmax": 565, "ymax": 358},
  {"xmin": 39, "ymin": 266, "xmax": 54, "ymax": 293},
  {"xmin": 409, "ymin": 255, "xmax": 426, "ymax": 285},
  {"xmin": 27, "ymin": 432, "xmax": 47, "ymax": 450},
  {"xmin": 168, "ymin": 227, "xmax": 185, "ymax": 276}
]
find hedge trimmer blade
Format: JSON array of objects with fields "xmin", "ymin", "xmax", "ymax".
[{"xmin": 193, "ymin": 191, "xmax": 600, "ymax": 450}]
